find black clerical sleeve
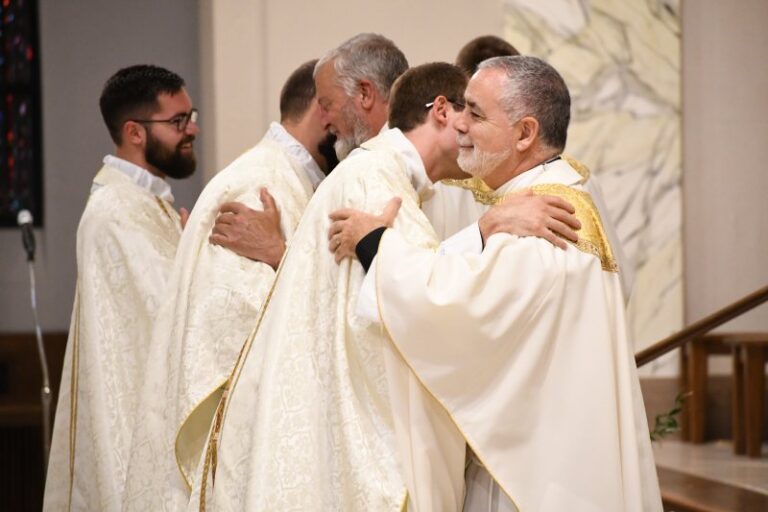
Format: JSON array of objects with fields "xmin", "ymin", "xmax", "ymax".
[{"xmin": 355, "ymin": 227, "xmax": 387, "ymax": 272}]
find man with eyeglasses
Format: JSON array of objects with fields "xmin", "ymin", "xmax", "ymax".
[
  {"xmin": 44, "ymin": 65, "xmax": 198, "ymax": 512},
  {"xmin": 121, "ymin": 59, "xmax": 336, "ymax": 512}
]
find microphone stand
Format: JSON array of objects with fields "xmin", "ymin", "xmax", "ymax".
[{"xmin": 27, "ymin": 258, "xmax": 52, "ymax": 473}]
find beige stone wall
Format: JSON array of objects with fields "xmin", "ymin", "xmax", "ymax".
[{"xmin": 682, "ymin": 0, "xmax": 768, "ymax": 373}]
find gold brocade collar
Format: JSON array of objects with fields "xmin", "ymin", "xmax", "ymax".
[
  {"xmin": 441, "ymin": 156, "xmax": 617, "ymax": 273},
  {"xmin": 441, "ymin": 154, "xmax": 591, "ymax": 206}
]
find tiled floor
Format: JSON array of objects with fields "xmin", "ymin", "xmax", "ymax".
[{"xmin": 654, "ymin": 440, "xmax": 768, "ymax": 495}]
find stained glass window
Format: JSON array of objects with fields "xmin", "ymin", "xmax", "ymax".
[{"xmin": 0, "ymin": 0, "xmax": 41, "ymax": 227}]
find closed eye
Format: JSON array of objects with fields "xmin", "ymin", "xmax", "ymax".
[{"xmin": 469, "ymin": 110, "xmax": 484, "ymax": 121}]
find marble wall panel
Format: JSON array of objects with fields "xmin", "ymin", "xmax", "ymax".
[{"xmin": 503, "ymin": 0, "xmax": 682, "ymax": 375}]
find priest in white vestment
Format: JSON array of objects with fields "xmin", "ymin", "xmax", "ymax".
[
  {"xmin": 122, "ymin": 61, "xmax": 332, "ymax": 512},
  {"xmin": 335, "ymin": 56, "xmax": 662, "ymax": 512},
  {"xmin": 44, "ymin": 65, "xmax": 197, "ymax": 511},
  {"xmin": 190, "ymin": 63, "xmax": 478, "ymax": 512}
]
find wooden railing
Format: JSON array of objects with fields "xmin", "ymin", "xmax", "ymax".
[{"xmin": 635, "ymin": 284, "xmax": 768, "ymax": 367}]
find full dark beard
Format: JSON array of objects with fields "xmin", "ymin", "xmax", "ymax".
[{"xmin": 145, "ymin": 132, "xmax": 197, "ymax": 180}]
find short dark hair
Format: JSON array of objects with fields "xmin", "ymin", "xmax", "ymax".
[
  {"xmin": 480, "ymin": 56, "xmax": 570, "ymax": 151},
  {"xmin": 388, "ymin": 62, "xmax": 468, "ymax": 133},
  {"xmin": 99, "ymin": 64, "xmax": 185, "ymax": 144},
  {"xmin": 456, "ymin": 35, "xmax": 520, "ymax": 76},
  {"xmin": 280, "ymin": 59, "xmax": 319, "ymax": 123}
]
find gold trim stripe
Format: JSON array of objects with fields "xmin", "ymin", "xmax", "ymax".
[
  {"xmin": 175, "ymin": 381, "xmax": 227, "ymax": 491},
  {"xmin": 67, "ymin": 288, "xmax": 81, "ymax": 512}
]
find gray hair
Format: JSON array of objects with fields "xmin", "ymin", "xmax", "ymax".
[
  {"xmin": 478, "ymin": 56, "xmax": 570, "ymax": 151},
  {"xmin": 315, "ymin": 33, "xmax": 409, "ymax": 102}
]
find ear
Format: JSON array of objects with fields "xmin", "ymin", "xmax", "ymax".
[
  {"xmin": 515, "ymin": 116, "xmax": 539, "ymax": 152},
  {"xmin": 429, "ymin": 96, "xmax": 450, "ymax": 126},
  {"xmin": 122, "ymin": 120, "xmax": 146, "ymax": 146},
  {"xmin": 358, "ymin": 79, "xmax": 377, "ymax": 110}
]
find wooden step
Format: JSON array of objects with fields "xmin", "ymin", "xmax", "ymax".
[{"xmin": 659, "ymin": 466, "xmax": 768, "ymax": 512}]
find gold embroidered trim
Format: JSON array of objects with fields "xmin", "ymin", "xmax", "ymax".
[
  {"xmin": 442, "ymin": 174, "xmax": 618, "ymax": 272},
  {"xmin": 67, "ymin": 289, "xmax": 81, "ymax": 512},
  {"xmin": 441, "ymin": 155, "xmax": 594, "ymax": 205},
  {"xmin": 154, "ymin": 196, "xmax": 182, "ymax": 232},
  {"xmin": 441, "ymin": 176, "xmax": 500, "ymax": 205},
  {"xmin": 561, "ymin": 154, "xmax": 590, "ymax": 182},
  {"xmin": 529, "ymin": 184, "xmax": 618, "ymax": 273}
]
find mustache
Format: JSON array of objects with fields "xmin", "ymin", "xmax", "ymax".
[
  {"xmin": 180, "ymin": 135, "xmax": 196, "ymax": 145},
  {"xmin": 457, "ymin": 135, "xmax": 472, "ymax": 146}
]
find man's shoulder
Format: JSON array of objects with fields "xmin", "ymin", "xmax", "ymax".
[
  {"xmin": 217, "ymin": 140, "xmax": 294, "ymax": 177},
  {"xmin": 327, "ymin": 146, "xmax": 405, "ymax": 187},
  {"xmin": 528, "ymin": 183, "xmax": 618, "ymax": 273},
  {"xmin": 204, "ymin": 141, "xmax": 301, "ymax": 193},
  {"xmin": 79, "ymin": 183, "xmax": 163, "ymax": 238},
  {"xmin": 85, "ymin": 179, "xmax": 151, "ymax": 214}
]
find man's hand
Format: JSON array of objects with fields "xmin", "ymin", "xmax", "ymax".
[
  {"xmin": 327, "ymin": 197, "xmax": 402, "ymax": 263},
  {"xmin": 478, "ymin": 191, "xmax": 581, "ymax": 249},
  {"xmin": 209, "ymin": 188, "xmax": 286, "ymax": 270}
]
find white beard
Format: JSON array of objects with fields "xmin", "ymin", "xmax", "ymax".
[
  {"xmin": 457, "ymin": 145, "xmax": 512, "ymax": 181},
  {"xmin": 334, "ymin": 101, "xmax": 372, "ymax": 160}
]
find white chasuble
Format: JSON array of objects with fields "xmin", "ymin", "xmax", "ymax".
[
  {"xmin": 123, "ymin": 127, "xmax": 316, "ymax": 512},
  {"xmin": 197, "ymin": 130, "xmax": 463, "ymax": 512},
  {"xmin": 44, "ymin": 164, "xmax": 181, "ymax": 512},
  {"xmin": 375, "ymin": 163, "xmax": 662, "ymax": 512}
]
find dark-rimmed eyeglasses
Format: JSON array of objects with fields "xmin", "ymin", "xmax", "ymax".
[
  {"xmin": 424, "ymin": 99, "xmax": 465, "ymax": 111},
  {"xmin": 132, "ymin": 108, "xmax": 199, "ymax": 132}
]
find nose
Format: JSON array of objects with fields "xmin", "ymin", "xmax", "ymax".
[
  {"xmin": 185, "ymin": 118, "xmax": 200, "ymax": 136},
  {"xmin": 319, "ymin": 109, "xmax": 333, "ymax": 131},
  {"xmin": 453, "ymin": 110, "xmax": 468, "ymax": 134}
]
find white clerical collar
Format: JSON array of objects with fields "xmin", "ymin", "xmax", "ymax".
[
  {"xmin": 265, "ymin": 122, "xmax": 325, "ymax": 190},
  {"xmin": 100, "ymin": 155, "xmax": 175, "ymax": 203},
  {"xmin": 494, "ymin": 156, "xmax": 568, "ymax": 195},
  {"xmin": 377, "ymin": 128, "xmax": 432, "ymax": 200}
]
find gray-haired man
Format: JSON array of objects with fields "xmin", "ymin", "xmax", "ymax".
[{"xmin": 330, "ymin": 56, "xmax": 663, "ymax": 512}]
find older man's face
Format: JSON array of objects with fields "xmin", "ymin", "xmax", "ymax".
[
  {"xmin": 315, "ymin": 61, "xmax": 370, "ymax": 159},
  {"xmin": 453, "ymin": 68, "xmax": 517, "ymax": 180}
]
